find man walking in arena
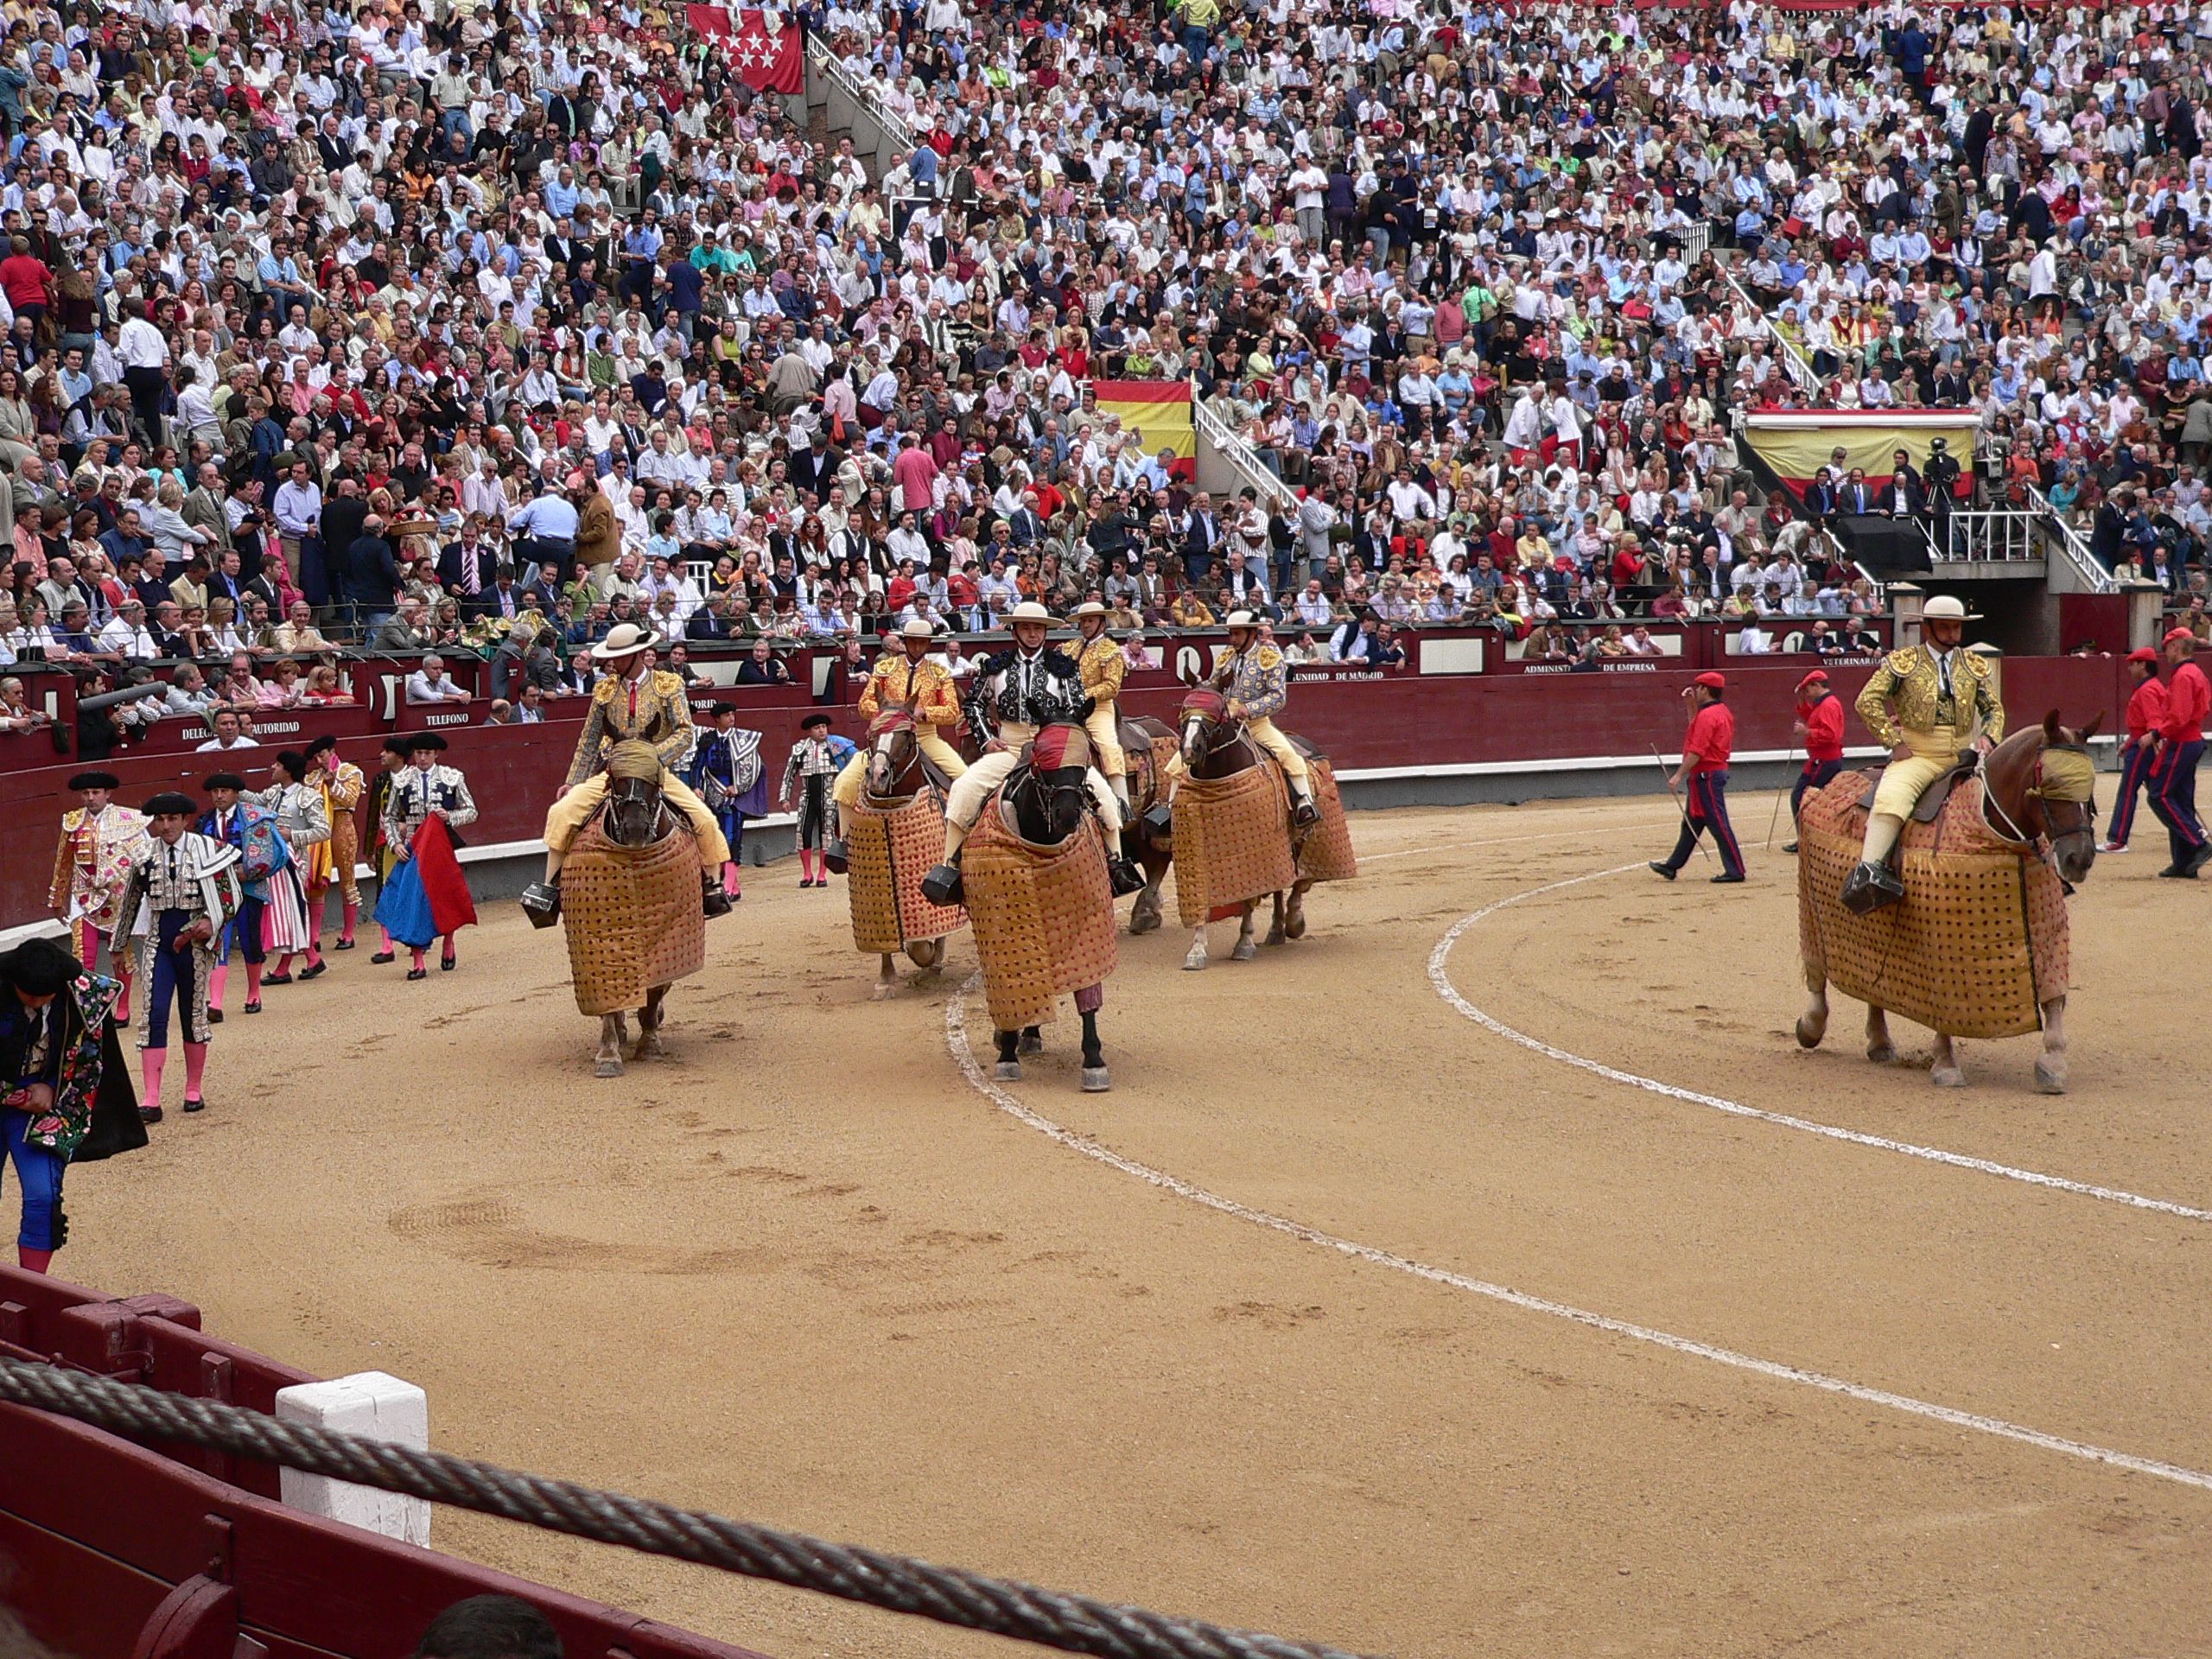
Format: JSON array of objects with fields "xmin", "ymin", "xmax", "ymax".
[
  {"xmin": 2103, "ymin": 648, "xmax": 2168, "ymax": 855},
  {"xmin": 2152, "ymin": 627, "xmax": 2210, "ymax": 878},
  {"xmin": 1783, "ymin": 669, "xmax": 1846, "ymax": 855},
  {"xmin": 1651, "ymin": 671, "xmax": 1745, "ymax": 884}
]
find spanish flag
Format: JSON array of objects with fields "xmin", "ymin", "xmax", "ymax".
[{"xmin": 1092, "ymin": 380, "xmax": 1194, "ymax": 481}]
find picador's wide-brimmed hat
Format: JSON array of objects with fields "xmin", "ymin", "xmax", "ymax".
[
  {"xmin": 1922, "ymin": 595, "xmax": 1980, "ymax": 623},
  {"xmin": 591, "ymin": 622, "xmax": 662, "ymax": 660},
  {"xmin": 1224, "ymin": 609, "xmax": 1262, "ymax": 629},
  {"xmin": 1071, "ymin": 601, "xmax": 1108, "ymax": 620},
  {"xmin": 1006, "ymin": 601, "xmax": 1056, "ymax": 626},
  {"xmin": 899, "ymin": 618, "xmax": 938, "ymax": 640}
]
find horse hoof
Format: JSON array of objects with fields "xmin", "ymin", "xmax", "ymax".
[
  {"xmin": 1866, "ymin": 1044, "xmax": 1897, "ymax": 1065},
  {"xmin": 1795, "ymin": 1016, "xmax": 1824, "ymax": 1049},
  {"xmin": 1081, "ymin": 1066, "xmax": 1111, "ymax": 1093},
  {"xmin": 594, "ymin": 1058, "xmax": 624, "ymax": 1078},
  {"xmin": 1262, "ymin": 929, "xmax": 1285, "ymax": 947},
  {"xmin": 993, "ymin": 1061, "xmax": 1022, "ymax": 1082},
  {"xmin": 1019, "ymin": 1028, "xmax": 1044, "ymax": 1055},
  {"xmin": 1285, "ymin": 917, "xmax": 1307, "ymax": 940},
  {"xmin": 1230, "ymin": 941, "xmax": 1257, "ymax": 962},
  {"xmin": 1183, "ymin": 954, "xmax": 1208, "ymax": 972},
  {"xmin": 2035, "ymin": 1060, "xmax": 2068, "ymax": 1096},
  {"xmin": 1931, "ymin": 1066, "xmax": 1966, "ymax": 1089},
  {"xmin": 871, "ymin": 982, "xmax": 894, "ymax": 1001},
  {"xmin": 1129, "ymin": 907, "xmax": 1160, "ymax": 936}
]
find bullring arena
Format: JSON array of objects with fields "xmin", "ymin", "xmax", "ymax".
[{"xmin": 63, "ymin": 786, "xmax": 2212, "ymax": 1659}]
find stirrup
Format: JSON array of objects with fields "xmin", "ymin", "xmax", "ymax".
[
  {"xmin": 823, "ymin": 836, "xmax": 849, "ymax": 876},
  {"xmin": 1291, "ymin": 796, "xmax": 1319, "ymax": 828},
  {"xmin": 921, "ymin": 861, "xmax": 964, "ymax": 906},
  {"xmin": 702, "ymin": 874, "xmax": 734, "ymax": 918},
  {"xmin": 518, "ymin": 880, "xmax": 562, "ymax": 928},
  {"xmin": 1141, "ymin": 803, "xmax": 1173, "ymax": 837},
  {"xmin": 1840, "ymin": 859, "xmax": 1905, "ymax": 916},
  {"xmin": 1109, "ymin": 855, "xmax": 1145, "ymax": 898}
]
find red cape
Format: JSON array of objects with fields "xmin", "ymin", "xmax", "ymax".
[{"xmin": 413, "ymin": 815, "xmax": 478, "ymax": 936}]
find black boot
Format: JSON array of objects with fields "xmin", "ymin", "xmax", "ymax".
[
  {"xmin": 922, "ymin": 861, "xmax": 965, "ymax": 906},
  {"xmin": 519, "ymin": 879, "xmax": 562, "ymax": 927},
  {"xmin": 702, "ymin": 873, "xmax": 734, "ymax": 918},
  {"xmin": 1109, "ymin": 855, "xmax": 1145, "ymax": 897},
  {"xmin": 1840, "ymin": 859, "xmax": 1906, "ymax": 914},
  {"xmin": 823, "ymin": 836, "xmax": 850, "ymax": 875}
]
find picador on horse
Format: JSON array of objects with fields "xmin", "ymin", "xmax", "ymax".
[
  {"xmin": 1842, "ymin": 594, "xmax": 2003, "ymax": 915},
  {"xmin": 923, "ymin": 601, "xmax": 1142, "ymax": 906},
  {"xmin": 824, "ymin": 617, "xmax": 969, "ymax": 873},
  {"xmin": 1196, "ymin": 610, "xmax": 1319, "ymax": 830},
  {"xmin": 520, "ymin": 621, "xmax": 734, "ymax": 924}
]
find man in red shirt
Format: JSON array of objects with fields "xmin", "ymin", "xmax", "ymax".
[
  {"xmin": 1783, "ymin": 668, "xmax": 1847, "ymax": 855},
  {"xmin": 2152, "ymin": 627, "xmax": 2211, "ymax": 877},
  {"xmin": 2103, "ymin": 646, "xmax": 2170, "ymax": 854},
  {"xmin": 1651, "ymin": 671, "xmax": 1746, "ymax": 883},
  {"xmin": 0, "ymin": 237, "xmax": 52, "ymax": 331}
]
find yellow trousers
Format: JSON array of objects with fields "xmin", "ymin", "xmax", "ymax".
[
  {"xmin": 1868, "ymin": 725, "xmax": 1959, "ymax": 824},
  {"xmin": 1246, "ymin": 716, "xmax": 1311, "ymax": 789},
  {"xmin": 1084, "ymin": 701, "xmax": 1127, "ymax": 776},
  {"xmin": 544, "ymin": 773, "xmax": 730, "ymax": 868},
  {"xmin": 832, "ymin": 728, "xmax": 968, "ymax": 810}
]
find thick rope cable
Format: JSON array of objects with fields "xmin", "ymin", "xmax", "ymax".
[{"xmin": 0, "ymin": 1358, "xmax": 1372, "ymax": 1659}]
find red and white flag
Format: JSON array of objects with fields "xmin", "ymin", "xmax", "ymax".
[{"xmin": 685, "ymin": 5, "xmax": 804, "ymax": 93}]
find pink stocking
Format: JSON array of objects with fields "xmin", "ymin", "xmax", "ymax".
[
  {"xmin": 722, "ymin": 861, "xmax": 741, "ymax": 896},
  {"xmin": 273, "ymin": 953, "xmax": 295, "ymax": 977},
  {"xmin": 182, "ymin": 1041, "xmax": 209, "ymax": 1103},
  {"xmin": 410, "ymin": 947, "xmax": 427, "ymax": 972},
  {"xmin": 342, "ymin": 900, "xmax": 359, "ymax": 944},
  {"xmin": 17, "ymin": 1248, "xmax": 52, "ymax": 1274},
  {"xmin": 207, "ymin": 963, "xmax": 229, "ymax": 1012},
  {"xmin": 141, "ymin": 1047, "xmax": 168, "ymax": 1109},
  {"xmin": 245, "ymin": 962, "xmax": 264, "ymax": 1000}
]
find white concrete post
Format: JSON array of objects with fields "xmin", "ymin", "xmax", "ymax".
[{"xmin": 274, "ymin": 1370, "xmax": 431, "ymax": 1545}]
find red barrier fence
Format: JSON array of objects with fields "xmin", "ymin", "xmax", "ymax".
[{"xmin": 0, "ymin": 1265, "xmax": 773, "ymax": 1659}]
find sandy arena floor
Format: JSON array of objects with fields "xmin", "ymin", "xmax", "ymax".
[{"xmin": 68, "ymin": 788, "xmax": 2212, "ymax": 1659}]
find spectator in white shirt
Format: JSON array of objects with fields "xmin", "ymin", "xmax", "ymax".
[
  {"xmin": 97, "ymin": 600, "xmax": 159, "ymax": 659},
  {"xmin": 404, "ymin": 654, "xmax": 473, "ymax": 704}
]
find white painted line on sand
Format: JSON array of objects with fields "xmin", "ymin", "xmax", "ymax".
[
  {"xmin": 1428, "ymin": 866, "xmax": 2212, "ymax": 1224},
  {"xmin": 1360, "ymin": 819, "xmax": 1675, "ymax": 863},
  {"xmin": 942, "ymin": 979, "xmax": 2212, "ymax": 1495}
]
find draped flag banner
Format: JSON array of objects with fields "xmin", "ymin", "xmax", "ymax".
[
  {"xmin": 1092, "ymin": 381, "xmax": 1195, "ymax": 480},
  {"xmin": 684, "ymin": 6, "xmax": 804, "ymax": 92},
  {"xmin": 1743, "ymin": 410, "xmax": 1982, "ymax": 503}
]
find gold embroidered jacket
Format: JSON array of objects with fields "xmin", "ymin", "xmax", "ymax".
[
  {"xmin": 1855, "ymin": 645, "xmax": 2004, "ymax": 749},
  {"xmin": 859, "ymin": 653, "xmax": 963, "ymax": 728},
  {"xmin": 1074, "ymin": 633, "xmax": 1127, "ymax": 703},
  {"xmin": 566, "ymin": 668, "xmax": 699, "ymax": 786}
]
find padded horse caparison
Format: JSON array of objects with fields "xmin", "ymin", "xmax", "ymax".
[{"xmin": 1858, "ymin": 753, "xmax": 1981, "ymax": 824}]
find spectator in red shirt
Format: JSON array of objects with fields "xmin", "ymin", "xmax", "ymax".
[
  {"xmin": 2104, "ymin": 647, "xmax": 2169, "ymax": 854},
  {"xmin": 2152, "ymin": 628, "xmax": 2210, "ymax": 877},
  {"xmin": 0, "ymin": 238, "xmax": 52, "ymax": 330},
  {"xmin": 1783, "ymin": 669, "xmax": 1847, "ymax": 855},
  {"xmin": 1651, "ymin": 671, "xmax": 1745, "ymax": 882}
]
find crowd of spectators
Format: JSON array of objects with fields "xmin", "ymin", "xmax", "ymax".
[{"xmin": 1, "ymin": 0, "xmax": 2211, "ymax": 759}]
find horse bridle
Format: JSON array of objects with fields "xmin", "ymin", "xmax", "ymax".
[
  {"xmin": 867, "ymin": 716, "xmax": 918, "ymax": 797},
  {"xmin": 1014, "ymin": 754, "xmax": 1091, "ymax": 831},
  {"xmin": 604, "ymin": 775, "xmax": 668, "ymax": 847},
  {"xmin": 1981, "ymin": 741, "xmax": 2098, "ymax": 861}
]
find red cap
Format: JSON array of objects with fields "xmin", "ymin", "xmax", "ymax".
[
  {"xmin": 1694, "ymin": 671, "xmax": 1726, "ymax": 690},
  {"xmin": 2129, "ymin": 646, "xmax": 2160, "ymax": 664},
  {"xmin": 2164, "ymin": 626, "xmax": 2197, "ymax": 646},
  {"xmin": 1795, "ymin": 669, "xmax": 1829, "ymax": 693}
]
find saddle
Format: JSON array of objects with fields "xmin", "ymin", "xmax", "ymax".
[{"xmin": 1859, "ymin": 753, "xmax": 1980, "ymax": 824}]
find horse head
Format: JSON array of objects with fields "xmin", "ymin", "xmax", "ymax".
[
  {"xmin": 1988, "ymin": 709, "xmax": 2102, "ymax": 884},
  {"xmin": 604, "ymin": 772, "xmax": 667, "ymax": 849},
  {"xmin": 1179, "ymin": 687, "xmax": 1237, "ymax": 772},
  {"xmin": 1014, "ymin": 721, "xmax": 1094, "ymax": 844},
  {"xmin": 865, "ymin": 709, "xmax": 919, "ymax": 798}
]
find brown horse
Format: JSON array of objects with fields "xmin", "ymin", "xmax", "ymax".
[
  {"xmin": 854, "ymin": 709, "xmax": 963, "ymax": 996},
  {"xmin": 1796, "ymin": 712, "xmax": 2101, "ymax": 1092},
  {"xmin": 1118, "ymin": 713, "xmax": 1179, "ymax": 934},
  {"xmin": 1175, "ymin": 688, "xmax": 1315, "ymax": 970},
  {"xmin": 576, "ymin": 772, "xmax": 698, "ymax": 1077}
]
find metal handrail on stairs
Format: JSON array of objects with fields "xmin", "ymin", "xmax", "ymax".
[
  {"xmin": 1192, "ymin": 392, "xmax": 1298, "ymax": 515},
  {"xmin": 2022, "ymin": 483, "xmax": 2118, "ymax": 594}
]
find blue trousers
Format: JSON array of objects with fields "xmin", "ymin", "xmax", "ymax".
[
  {"xmin": 2153, "ymin": 737, "xmax": 2207, "ymax": 866},
  {"xmin": 2107, "ymin": 740, "xmax": 2165, "ymax": 848},
  {"xmin": 1791, "ymin": 758, "xmax": 1843, "ymax": 828},
  {"xmin": 1663, "ymin": 769, "xmax": 1745, "ymax": 877},
  {"xmin": 145, "ymin": 910, "xmax": 213, "ymax": 1049},
  {"xmin": 3, "ymin": 1109, "xmax": 64, "ymax": 1252}
]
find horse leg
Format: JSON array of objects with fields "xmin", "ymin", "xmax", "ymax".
[
  {"xmin": 1129, "ymin": 853, "xmax": 1166, "ymax": 935},
  {"xmin": 1929, "ymin": 1030, "xmax": 1966, "ymax": 1088},
  {"xmin": 1079, "ymin": 1004, "xmax": 1109, "ymax": 1093},
  {"xmin": 595, "ymin": 1012, "xmax": 626, "ymax": 1078},
  {"xmin": 2035, "ymin": 995, "xmax": 2069, "ymax": 1095},
  {"xmin": 632, "ymin": 987, "xmax": 666, "ymax": 1060},
  {"xmin": 1020, "ymin": 1024, "xmax": 1045, "ymax": 1055},
  {"xmin": 1184, "ymin": 922, "xmax": 1209, "ymax": 971},
  {"xmin": 993, "ymin": 1030, "xmax": 1022, "ymax": 1082},
  {"xmin": 1230, "ymin": 901, "xmax": 1258, "ymax": 962},
  {"xmin": 1794, "ymin": 980, "xmax": 1829, "ymax": 1048},
  {"xmin": 1263, "ymin": 891, "xmax": 1287, "ymax": 946},
  {"xmin": 1866, "ymin": 1003, "xmax": 1897, "ymax": 1065},
  {"xmin": 906, "ymin": 938, "xmax": 944, "ymax": 978},
  {"xmin": 874, "ymin": 951, "xmax": 898, "ymax": 1000},
  {"xmin": 1285, "ymin": 880, "xmax": 1308, "ymax": 940}
]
